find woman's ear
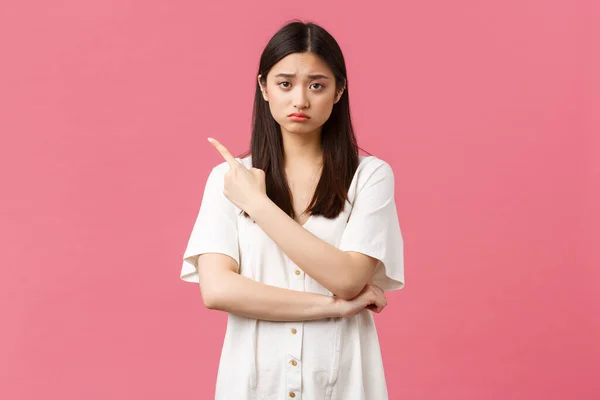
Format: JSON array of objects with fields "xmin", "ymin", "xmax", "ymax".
[
  {"xmin": 257, "ymin": 74, "xmax": 268, "ymax": 101},
  {"xmin": 334, "ymin": 81, "xmax": 346, "ymax": 104}
]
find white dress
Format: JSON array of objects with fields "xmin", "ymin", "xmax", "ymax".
[{"xmin": 180, "ymin": 154, "xmax": 405, "ymax": 400}]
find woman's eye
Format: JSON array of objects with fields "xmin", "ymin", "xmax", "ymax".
[{"xmin": 277, "ymin": 82, "xmax": 325, "ymax": 90}]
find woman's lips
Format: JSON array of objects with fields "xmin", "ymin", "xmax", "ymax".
[{"xmin": 289, "ymin": 115, "xmax": 310, "ymax": 122}]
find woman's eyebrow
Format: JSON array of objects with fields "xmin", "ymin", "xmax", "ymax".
[{"xmin": 274, "ymin": 73, "xmax": 330, "ymax": 80}]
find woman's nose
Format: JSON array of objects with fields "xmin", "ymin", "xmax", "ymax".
[{"xmin": 293, "ymin": 88, "xmax": 308, "ymax": 108}]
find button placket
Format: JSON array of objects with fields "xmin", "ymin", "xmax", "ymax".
[{"xmin": 286, "ymin": 261, "xmax": 304, "ymax": 399}]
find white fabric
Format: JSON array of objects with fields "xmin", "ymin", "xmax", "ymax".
[{"xmin": 181, "ymin": 155, "xmax": 405, "ymax": 400}]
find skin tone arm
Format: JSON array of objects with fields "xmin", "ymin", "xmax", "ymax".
[
  {"xmin": 249, "ymin": 197, "xmax": 377, "ymax": 300},
  {"xmin": 197, "ymin": 253, "xmax": 387, "ymax": 321},
  {"xmin": 208, "ymin": 137, "xmax": 379, "ymax": 300}
]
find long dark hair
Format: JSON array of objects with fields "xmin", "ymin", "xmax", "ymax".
[{"xmin": 240, "ymin": 20, "xmax": 369, "ymax": 220}]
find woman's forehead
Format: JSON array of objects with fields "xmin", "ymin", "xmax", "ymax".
[{"xmin": 269, "ymin": 52, "xmax": 333, "ymax": 79}]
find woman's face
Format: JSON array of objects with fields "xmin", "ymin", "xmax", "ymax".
[{"xmin": 258, "ymin": 52, "xmax": 345, "ymax": 137}]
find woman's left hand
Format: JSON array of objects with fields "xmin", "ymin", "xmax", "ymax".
[
  {"xmin": 334, "ymin": 283, "xmax": 387, "ymax": 318},
  {"xmin": 208, "ymin": 137, "xmax": 267, "ymax": 214}
]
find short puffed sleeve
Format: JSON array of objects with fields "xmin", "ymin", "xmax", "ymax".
[
  {"xmin": 338, "ymin": 159, "xmax": 405, "ymax": 291},
  {"xmin": 180, "ymin": 163, "xmax": 240, "ymax": 283}
]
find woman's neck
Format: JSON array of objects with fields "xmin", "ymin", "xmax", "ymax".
[{"xmin": 281, "ymin": 128, "xmax": 323, "ymax": 169}]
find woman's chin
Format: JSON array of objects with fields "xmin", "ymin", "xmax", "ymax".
[{"xmin": 280, "ymin": 123, "xmax": 321, "ymax": 136}]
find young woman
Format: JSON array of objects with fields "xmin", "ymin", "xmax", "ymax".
[{"xmin": 180, "ymin": 20, "xmax": 405, "ymax": 400}]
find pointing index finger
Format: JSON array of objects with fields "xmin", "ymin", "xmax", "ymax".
[{"xmin": 208, "ymin": 137, "xmax": 237, "ymax": 167}]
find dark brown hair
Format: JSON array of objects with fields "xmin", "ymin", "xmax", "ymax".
[{"xmin": 240, "ymin": 20, "xmax": 369, "ymax": 220}]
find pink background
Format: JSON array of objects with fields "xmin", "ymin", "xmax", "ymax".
[{"xmin": 1, "ymin": 1, "xmax": 598, "ymax": 399}]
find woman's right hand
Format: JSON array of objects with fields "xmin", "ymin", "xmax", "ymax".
[{"xmin": 334, "ymin": 284, "xmax": 387, "ymax": 318}]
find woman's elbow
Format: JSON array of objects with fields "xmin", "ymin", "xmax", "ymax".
[
  {"xmin": 333, "ymin": 255, "xmax": 376, "ymax": 300},
  {"xmin": 202, "ymin": 290, "xmax": 221, "ymax": 310},
  {"xmin": 197, "ymin": 254, "xmax": 238, "ymax": 310},
  {"xmin": 333, "ymin": 283, "xmax": 364, "ymax": 301},
  {"xmin": 199, "ymin": 277, "xmax": 227, "ymax": 310}
]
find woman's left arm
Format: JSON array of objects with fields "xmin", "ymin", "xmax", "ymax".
[{"xmin": 249, "ymin": 197, "xmax": 378, "ymax": 300}]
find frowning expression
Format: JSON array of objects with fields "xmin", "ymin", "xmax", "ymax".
[{"xmin": 258, "ymin": 52, "xmax": 345, "ymax": 136}]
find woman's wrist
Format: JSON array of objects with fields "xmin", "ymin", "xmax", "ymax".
[
  {"xmin": 306, "ymin": 294, "xmax": 341, "ymax": 320},
  {"xmin": 246, "ymin": 194, "xmax": 273, "ymax": 220},
  {"xmin": 326, "ymin": 295, "xmax": 343, "ymax": 318}
]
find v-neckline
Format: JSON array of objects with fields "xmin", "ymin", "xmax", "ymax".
[
  {"xmin": 242, "ymin": 154, "xmax": 374, "ymax": 229},
  {"xmin": 300, "ymin": 214, "xmax": 312, "ymax": 228},
  {"xmin": 296, "ymin": 155, "xmax": 373, "ymax": 229}
]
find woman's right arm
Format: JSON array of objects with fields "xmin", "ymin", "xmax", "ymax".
[{"xmin": 196, "ymin": 253, "xmax": 384, "ymax": 321}]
